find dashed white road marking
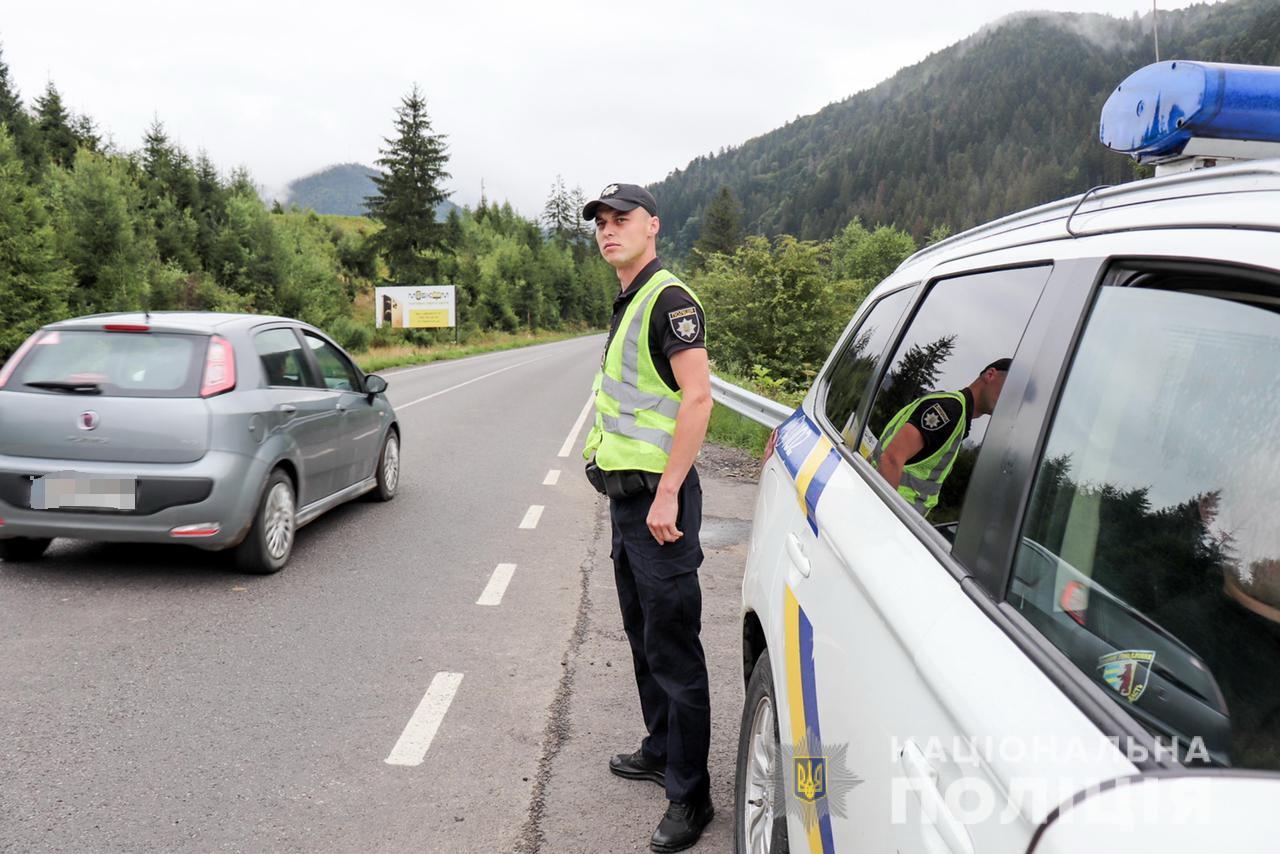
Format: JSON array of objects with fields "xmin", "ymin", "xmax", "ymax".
[
  {"xmin": 543, "ymin": 469, "xmax": 561, "ymax": 486},
  {"xmin": 476, "ymin": 563, "xmax": 517, "ymax": 606},
  {"xmin": 385, "ymin": 672, "xmax": 464, "ymax": 767},
  {"xmin": 397, "ymin": 357, "xmax": 547, "ymax": 411},
  {"xmin": 519, "ymin": 505, "xmax": 544, "ymax": 529},
  {"xmin": 557, "ymin": 394, "xmax": 596, "ymax": 457}
]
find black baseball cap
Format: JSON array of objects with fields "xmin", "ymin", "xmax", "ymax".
[
  {"xmin": 982, "ymin": 358, "xmax": 1013, "ymax": 374},
  {"xmin": 582, "ymin": 183, "xmax": 659, "ymax": 220}
]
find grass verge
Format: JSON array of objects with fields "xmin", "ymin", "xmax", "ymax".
[
  {"xmin": 707, "ymin": 404, "xmax": 773, "ymax": 456},
  {"xmin": 705, "ymin": 366, "xmax": 802, "ymax": 458},
  {"xmin": 356, "ymin": 329, "xmax": 600, "ymax": 373}
]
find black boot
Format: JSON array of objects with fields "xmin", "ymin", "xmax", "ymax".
[
  {"xmin": 649, "ymin": 796, "xmax": 714, "ymax": 852},
  {"xmin": 609, "ymin": 748, "xmax": 666, "ymax": 786}
]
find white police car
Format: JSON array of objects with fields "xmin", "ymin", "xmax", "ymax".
[{"xmin": 735, "ymin": 61, "xmax": 1280, "ymax": 853}]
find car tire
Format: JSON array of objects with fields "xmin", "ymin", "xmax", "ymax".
[
  {"xmin": 735, "ymin": 648, "xmax": 790, "ymax": 854},
  {"xmin": 371, "ymin": 429, "xmax": 399, "ymax": 502},
  {"xmin": 234, "ymin": 469, "xmax": 296, "ymax": 575},
  {"xmin": 0, "ymin": 537, "xmax": 53, "ymax": 563}
]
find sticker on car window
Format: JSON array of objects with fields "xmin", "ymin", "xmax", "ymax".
[{"xmin": 1097, "ymin": 649, "xmax": 1156, "ymax": 703}]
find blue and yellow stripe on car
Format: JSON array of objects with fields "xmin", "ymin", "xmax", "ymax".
[
  {"xmin": 784, "ymin": 586, "xmax": 837, "ymax": 853},
  {"xmin": 774, "ymin": 409, "xmax": 841, "ymax": 535}
]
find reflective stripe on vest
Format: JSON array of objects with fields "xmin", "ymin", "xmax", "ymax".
[{"xmin": 871, "ymin": 391, "xmax": 967, "ymax": 514}]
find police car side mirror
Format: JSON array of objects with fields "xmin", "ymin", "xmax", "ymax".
[{"xmin": 1027, "ymin": 773, "xmax": 1279, "ymax": 854}]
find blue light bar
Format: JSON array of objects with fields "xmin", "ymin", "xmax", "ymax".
[{"xmin": 1100, "ymin": 61, "xmax": 1280, "ymax": 163}]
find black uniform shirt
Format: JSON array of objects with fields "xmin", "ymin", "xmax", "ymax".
[
  {"xmin": 903, "ymin": 388, "xmax": 973, "ymax": 466},
  {"xmin": 603, "ymin": 257, "xmax": 706, "ymax": 391}
]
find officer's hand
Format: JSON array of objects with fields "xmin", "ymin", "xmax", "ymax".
[{"xmin": 647, "ymin": 490, "xmax": 683, "ymax": 544}]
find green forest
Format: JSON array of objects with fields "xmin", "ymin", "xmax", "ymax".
[
  {"xmin": 650, "ymin": 0, "xmax": 1280, "ymax": 254},
  {"xmin": 0, "ymin": 64, "xmax": 618, "ymax": 362},
  {"xmin": 2, "ymin": 0, "xmax": 1278, "ymax": 383}
]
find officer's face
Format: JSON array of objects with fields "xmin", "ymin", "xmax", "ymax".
[
  {"xmin": 982, "ymin": 369, "xmax": 1008, "ymax": 414},
  {"xmin": 594, "ymin": 206, "xmax": 658, "ymax": 268}
]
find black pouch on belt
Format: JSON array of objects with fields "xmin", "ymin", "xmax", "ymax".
[
  {"xmin": 584, "ymin": 458, "xmax": 608, "ymax": 496},
  {"xmin": 603, "ymin": 469, "xmax": 662, "ymax": 500}
]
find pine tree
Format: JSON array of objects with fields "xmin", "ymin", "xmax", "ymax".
[
  {"xmin": 141, "ymin": 119, "xmax": 174, "ymax": 181},
  {"xmin": 34, "ymin": 82, "xmax": 78, "ymax": 169},
  {"xmin": 0, "ymin": 128, "xmax": 72, "ymax": 357},
  {"xmin": 541, "ymin": 174, "xmax": 577, "ymax": 246},
  {"xmin": 365, "ymin": 84, "xmax": 452, "ymax": 283},
  {"xmin": 692, "ymin": 186, "xmax": 742, "ymax": 267},
  {"xmin": 71, "ymin": 113, "xmax": 100, "ymax": 153},
  {"xmin": 0, "ymin": 46, "xmax": 40, "ymax": 173},
  {"xmin": 568, "ymin": 185, "xmax": 592, "ymax": 244}
]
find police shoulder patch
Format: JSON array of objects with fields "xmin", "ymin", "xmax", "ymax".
[
  {"xmin": 920, "ymin": 402, "xmax": 951, "ymax": 432},
  {"xmin": 668, "ymin": 306, "xmax": 700, "ymax": 342}
]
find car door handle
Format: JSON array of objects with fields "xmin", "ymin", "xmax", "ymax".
[
  {"xmin": 786, "ymin": 532, "xmax": 811, "ymax": 578},
  {"xmin": 277, "ymin": 404, "xmax": 297, "ymax": 416},
  {"xmin": 336, "ymin": 402, "xmax": 348, "ymax": 414},
  {"xmin": 899, "ymin": 740, "xmax": 975, "ymax": 854}
]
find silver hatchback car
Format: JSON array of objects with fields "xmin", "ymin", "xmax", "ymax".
[{"xmin": 0, "ymin": 312, "xmax": 401, "ymax": 573}]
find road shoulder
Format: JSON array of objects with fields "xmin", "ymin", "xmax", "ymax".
[{"xmin": 524, "ymin": 444, "xmax": 759, "ymax": 853}]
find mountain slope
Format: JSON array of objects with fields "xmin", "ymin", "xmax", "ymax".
[
  {"xmin": 649, "ymin": 0, "xmax": 1280, "ymax": 254},
  {"xmin": 284, "ymin": 162, "xmax": 458, "ymax": 219}
]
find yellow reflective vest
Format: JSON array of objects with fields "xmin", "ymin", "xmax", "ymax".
[
  {"xmin": 584, "ymin": 269, "xmax": 702, "ymax": 473},
  {"xmin": 871, "ymin": 390, "xmax": 968, "ymax": 516}
]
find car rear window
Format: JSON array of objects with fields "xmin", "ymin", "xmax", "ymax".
[{"xmin": 8, "ymin": 330, "xmax": 206, "ymax": 398}]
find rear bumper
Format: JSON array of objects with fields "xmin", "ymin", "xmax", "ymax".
[{"xmin": 0, "ymin": 450, "xmax": 268, "ymax": 550}]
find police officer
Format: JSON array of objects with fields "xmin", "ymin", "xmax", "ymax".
[
  {"xmin": 580, "ymin": 183, "xmax": 714, "ymax": 852},
  {"xmin": 872, "ymin": 358, "xmax": 1010, "ymax": 517}
]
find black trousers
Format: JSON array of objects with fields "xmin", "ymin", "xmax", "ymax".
[{"xmin": 609, "ymin": 467, "xmax": 711, "ymax": 805}]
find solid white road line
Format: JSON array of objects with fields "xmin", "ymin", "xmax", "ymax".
[
  {"xmin": 385, "ymin": 672, "xmax": 464, "ymax": 767},
  {"xmin": 519, "ymin": 505, "xmax": 544, "ymax": 529},
  {"xmin": 381, "ymin": 334, "xmax": 599, "ymax": 378},
  {"xmin": 543, "ymin": 469, "xmax": 561, "ymax": 486},
  {"xmin": 558, "ymin": 394, "xmax": 596, "ymax": 457},
  {"xmin": 476, "ymin": 563, "xmax": 517, "ymax": 606},
  {"xmin": 396, "ymin": 357, "xmax": 548, "ymax": 411}
]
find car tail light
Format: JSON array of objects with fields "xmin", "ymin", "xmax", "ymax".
[
  {"xmin": 104, "ymin": 324, "xmax": 150, "ymax": 332},
  {"xmin": 201, "ymin": 335, "xmax": 236, "ymax": 398},
  {"xmin": 170, "ymin": 523, "xmax": 220, "ymax": 538},
  {"xmin": 1059, "ymin": 580, "xmax": 1089, "ymax": 626},
  {"xmin": 761, "ymin": 427, "xmax": 780, "ymax": 470},
  {"xmin": 0, "ymin": 331, "xmax": 45, "ymax": 389}
]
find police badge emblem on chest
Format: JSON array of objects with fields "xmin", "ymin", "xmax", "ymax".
[{"xmin": 668, "ymin": 307, "xmax": 699, "ymax": 342}]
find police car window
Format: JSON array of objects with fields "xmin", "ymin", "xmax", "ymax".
[
  {"xmin": 1009, "ymin": 273, "xmax": 1280, "ymax": 770},
  {"xmin": 821, "ymin": 286, "xmax": 917, "ymax": 445},
  {"xmin": 861, "ymin": 265, "xmax": 1050, "ymax": 524}
]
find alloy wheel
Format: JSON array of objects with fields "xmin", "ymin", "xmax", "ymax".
[
  {"xmin": 744, "ymin": 693, "xmax": 779, "ymax": 854},
  {"xmin": 264, "ymin": 481, "xmax": 295, "ymax": 560}
]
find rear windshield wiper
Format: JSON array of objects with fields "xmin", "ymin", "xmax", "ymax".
[{"xmin": 24, "ymin": 380, "xmax": 103, "ymax": 394}]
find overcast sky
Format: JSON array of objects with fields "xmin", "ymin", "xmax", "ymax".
[{"xmin": 4, "ymin": 0, "xmax": 1224, "ymax": 215}]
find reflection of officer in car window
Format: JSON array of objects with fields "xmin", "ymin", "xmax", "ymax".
[{"xmin": 872, "ymin": 358, "xmax": 1011, "ymax": 517}]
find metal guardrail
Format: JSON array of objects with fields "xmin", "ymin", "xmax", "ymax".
[{"xmin": 710, "ymin": 375, "xmax": 794, "ymax": 430}]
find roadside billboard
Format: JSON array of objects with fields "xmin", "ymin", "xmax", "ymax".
[{"xmin": 375, "ymin": 285, "xmax": 456, "ymax": 329}]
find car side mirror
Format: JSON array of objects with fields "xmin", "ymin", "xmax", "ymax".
[{"xmin": 365, "ymin": 375, "xmax": 388, "ymax": 397}]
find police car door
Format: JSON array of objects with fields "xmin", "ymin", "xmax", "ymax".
[{"xmin": 793, "ymin": 263, "xmax": 1133, "ymax": 854}]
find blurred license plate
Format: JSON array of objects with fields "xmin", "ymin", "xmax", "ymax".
[{"xmin": 30, "ymin": 472, "xmax": 137, "ymax": 511}]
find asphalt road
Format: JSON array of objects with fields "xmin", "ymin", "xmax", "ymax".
[{"xmin": 0, "ymin": 335, "xmax": 759, "ymax": 853}]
